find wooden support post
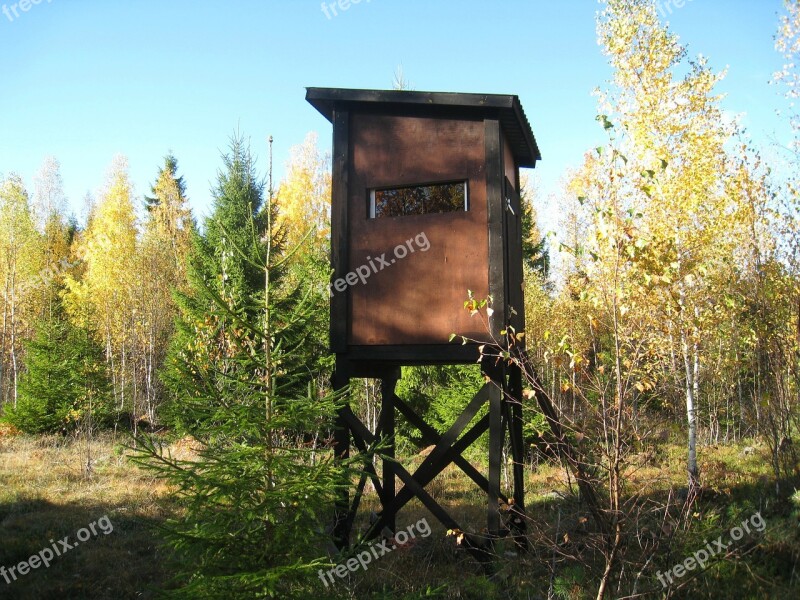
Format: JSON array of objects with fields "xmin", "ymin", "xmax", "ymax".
[
  {"xmin": 379, "ymin": 372, "xmax": 398, "ymax": 533},
  {"xmin": 332, "ymin": 359, "xmax": 351, "ymax": 549},
  {"xmin": 483, "ymin": 356, "xmax": 505, "ymax": 539},
  {"xmin": 506, "ymin": 361, "xmax": 528, "ymax": 549},
  {"xmin": 508, "ymin": 363, "xmax": 525, "ymax": 508},
  {"xmin": 488, "ymin": 380, "xmax": 503, "ymax": 538},
  {"xmin": 395, "ymin": 394, "xmax": 499, "ymax": 499}
]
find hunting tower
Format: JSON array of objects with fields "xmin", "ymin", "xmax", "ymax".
[{"xmin": 306, "ymin": 87, "xmax": 541, "ymax": 558}]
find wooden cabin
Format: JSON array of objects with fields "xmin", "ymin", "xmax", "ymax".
[{"xmin": 306, "ymin": 88, "xmax": 541, "ymax": 365}]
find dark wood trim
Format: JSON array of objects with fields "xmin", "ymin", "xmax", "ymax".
[
  {"xmin": 306, "ymin": 87, "xmax": 541, "ymax": 167},
  {"xmin": 485, "ymin": 118, "xmax": 506, "ymax": 339},
  {"xmin": 330, "ymin": 109, "xmax": 349, "ymax": 353},
  {"xmin": 504, "ymin": 176, "xmax": 525, "ymax": 335},
  {"xmin": 393, "ymin": 394, "xmax": 501, "ymax": 501},
  {"xmin": 488, "ymin": 381, "xmax": 504, "ymax": 537},
  {"xmin": 379, "ymin": 375, "xmax": 397, "ymax": 532},
  {"xmin": 340, "ymin": 344, "xmax": 482, "ymax": 366},
  {"xmin": 308, "ymin": 87, "xmax": 516, "ymax": 111}
]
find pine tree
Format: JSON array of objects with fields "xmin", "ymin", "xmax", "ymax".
[
  {"xmin": 520, "ymin": 179, "xmax": 550, "ymax": 277},
  {"xmin": 193, "ymin": 135, "xmax": 270, "ymax": 308}
]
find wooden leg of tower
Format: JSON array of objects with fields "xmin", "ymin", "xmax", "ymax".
[
  {"xmin": 332, "ymin": 360, "xmax": 351, "ymax": 549},
  {"xmin": 380, "ymin": 372, "xmax": 398, "ymax": 533},
  {"xmin": 488, "ymin": 379, "xmax": 503, "ymax": 539},
  {"xmin": 507, "ymin": 363, "xmax": 528, "ymax": 550}
]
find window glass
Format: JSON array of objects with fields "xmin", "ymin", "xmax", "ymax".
[{"xmin": 370, "ymin": 181, "xmax": 468, "ymax": 218}]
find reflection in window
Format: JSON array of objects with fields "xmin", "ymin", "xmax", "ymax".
[{"xmin": 369, "ymin": 181, "xmax": 468, "ymax": 218}]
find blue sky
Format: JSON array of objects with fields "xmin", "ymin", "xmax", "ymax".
[{"xmin": 0, "ymin": 0, "xmax": 791, "ymax": 232}]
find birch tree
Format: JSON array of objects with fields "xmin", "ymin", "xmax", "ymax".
[
  {"xmin": 0, "ymin": 175, "xmax": 41, "ymax": 407},
  {"xmin": 64, "ymin": 157, "xmax": 138, "ymax": 412},
  {"xmin": 135, "ymin": 155, "xmax": 194, "ymax": 423},
  {"xmin": 597, "ymin": 0, "xmax": 737, "ymax": 496}
]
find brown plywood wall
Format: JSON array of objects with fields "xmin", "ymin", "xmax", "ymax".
[{"xmin": 348, "ymin": 113, "xmax": 490, "ymax": 345}]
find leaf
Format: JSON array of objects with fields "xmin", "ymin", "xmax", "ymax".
[{"xmin": 596, "ymin": 114, "xmax": 614, "ymax": 130}]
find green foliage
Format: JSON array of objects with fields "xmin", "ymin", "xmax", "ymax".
[
  {"xmin": 426, "ymin": 366, "xmax": 485, "ymax": 435},
  {"xmin": 134, "ymin": 398, "xmax": 345, "ymax": 598},
  {"xmin": 552, "ymin": 565, "xmax": 588, "ymax": 600},
  {"xmin": 459, "ymin": 575, "xmax": 502, "ymax": 600},
  {"xmin": 369, "ymin": 586, "xmax": 447, "ymax": 599},
  {"xmin": 394, "ymin": 365, "xmax": 485, "ymax": 452},
  {"xmin": 2, "ymin": 306, "xmax": 114, "ymax": 434},
  {"xmin": 135, "ymin": 133, "xmax": 349, "ymax": 598},
  {"xmin": 161, "ymin": 133, "xmax": 274, "ymax": 433},
  {"xmin": 144, "ymin": 153, "xmax": 187, "ymax": 212},
  {"xmin": 192, "ymin": 133, "xmax": 271, "ymax": 307},
  {"xmin": 523, "ymin": 406, "xmax": 548, "ymax": 441},
  {"xmin": 520, "ymin": 185, "xmax": 549, "ymax": 277}
]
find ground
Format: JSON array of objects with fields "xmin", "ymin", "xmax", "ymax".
[{"xmin": 0, "ymin": 424, "xmax": 797, "ymax": 599}]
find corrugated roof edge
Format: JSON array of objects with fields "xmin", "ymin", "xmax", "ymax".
[{"xmin": 305, "ymin": 87, "xmax": 541, "ymax": 167}]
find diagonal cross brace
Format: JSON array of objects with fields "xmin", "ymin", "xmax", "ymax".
[
  {"xmin": 393, "ymin": 393, "xmax": 507, "ymax": 503},
  {"xmin": 419, "ymin": 382, "xmax": 492, "ymax": 473}
]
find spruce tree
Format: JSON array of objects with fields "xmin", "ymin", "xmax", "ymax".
[
  {"xmin": 135, "ymin": 134, "xmax": 348, "ymax": 598},
  {"xmin": 144, "ymin": 154, "xmax": 187, "ymax": 213},
  {"xmin": 3, "ymin": 303, "xmax": 113, "ymax": 434}
]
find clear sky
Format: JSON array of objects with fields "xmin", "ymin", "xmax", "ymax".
[{"xmin": 0, "ymin": 0, "xmax": 791, "ymax": 232}]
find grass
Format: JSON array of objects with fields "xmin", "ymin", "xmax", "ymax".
[
  {"xmin": 0, "ymin": 422, "xmax": 798, "ymax": 599},
  {"xmin": 0, "ymin": 426, "xmax": 178, "ymax": 599}
]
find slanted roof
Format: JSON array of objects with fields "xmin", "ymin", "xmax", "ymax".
[{"xmin": 305, "ymin": 87, "xmax": 541, "ymax": 168}]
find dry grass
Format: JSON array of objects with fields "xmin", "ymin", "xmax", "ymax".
[
  {"xmin": 0, "ymin": 430, "xmax": 177, "ymax": 600},
  {"xmin": 0, "ymin": 424, "xmax": 792, "ymax": 599},
  {"xmin": 336, "ymin": 436, "xmax": 787, "ymax": 599}
]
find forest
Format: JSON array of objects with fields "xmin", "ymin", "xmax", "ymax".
[{"xmin": 2, "ymin": 1, "xmax": 800, "ymax": 598}]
